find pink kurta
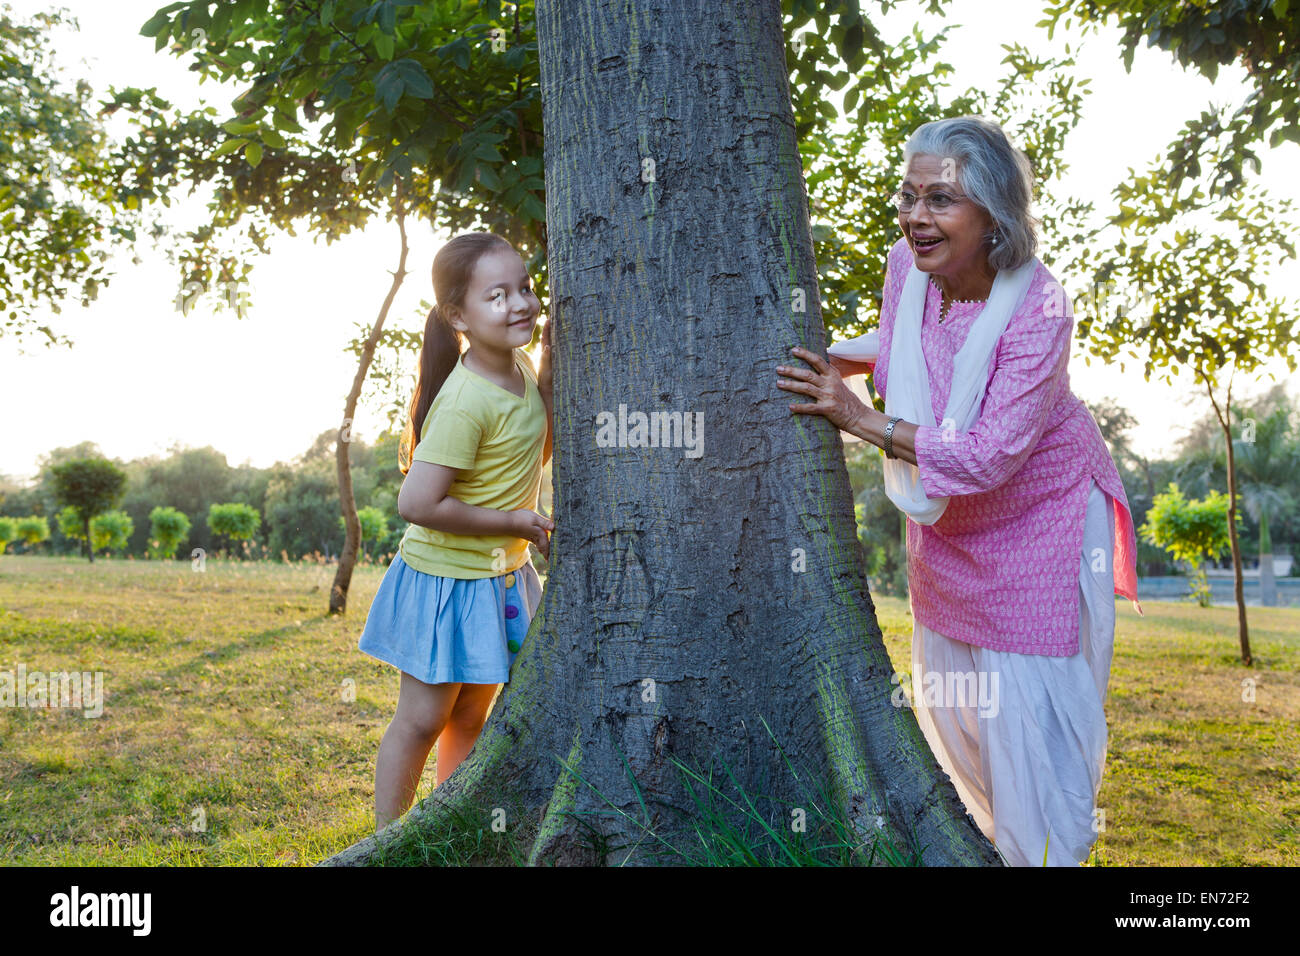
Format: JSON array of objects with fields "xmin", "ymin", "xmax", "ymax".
[{"xmin": 873, "ymin": 237, "xmax": 1139, "ymax": 656}]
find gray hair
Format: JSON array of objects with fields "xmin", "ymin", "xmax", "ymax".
[{"xmin": 900, "ymin": 116, "xmax": 1039, "ymax": 271}]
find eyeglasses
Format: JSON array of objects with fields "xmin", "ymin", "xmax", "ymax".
[{"xmin": 890, "ymin": 190, "xmax": 968, "ymax": 214}]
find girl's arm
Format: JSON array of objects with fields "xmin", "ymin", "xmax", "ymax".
[{"xmin": 397, "ymin": 461, "xmax": 554, "ymax": 556}]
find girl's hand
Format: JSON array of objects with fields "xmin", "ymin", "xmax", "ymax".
[
  {"xmin": 776, "ymin": 346, "xmax": 869, "ymax": 433},
  {"xmin": 509, "ymin": 508, "xmax": 555, "ymax": 560},
  {"xmin": 538, "ymin": 319, "xmax": 553, "ymax": 396}
]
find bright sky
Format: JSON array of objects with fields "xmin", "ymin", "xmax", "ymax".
[{"xmin": 1, "ymin": 0, "xmax": 1296, "ymax": 483}]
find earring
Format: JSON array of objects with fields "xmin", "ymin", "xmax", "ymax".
[{"xmin": 989, "ymin": 229, "xmax": 1001, "ymax": 247}]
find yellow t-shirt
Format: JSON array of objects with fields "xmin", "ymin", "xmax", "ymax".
[{"xmin": 398, "ymin": 348, "xmax": 546, "ymax": 579}]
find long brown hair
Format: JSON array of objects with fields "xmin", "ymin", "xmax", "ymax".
[{"xmin": 399, "ymin": 231, "xmax": 515, "ymax": 475}]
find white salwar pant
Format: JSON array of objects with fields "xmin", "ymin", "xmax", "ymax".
[{"xmin": 911, "ymin": 479, "xmax": 1116, "ymax": 866}]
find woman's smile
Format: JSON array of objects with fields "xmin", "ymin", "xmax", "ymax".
[{"xmin": 911, "ymin": 234, "xmax": 945, "ymax": 255}]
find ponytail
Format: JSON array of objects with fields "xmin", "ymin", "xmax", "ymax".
[
  {"xmin": 399, "ymin": 303, "xmax": 462, "ymax": 475},
  {"xmin": 399, "ymin": 230, "xmax": 516, "ymax": 474}
]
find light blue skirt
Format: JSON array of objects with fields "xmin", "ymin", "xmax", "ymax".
[{"xmin": 357, "ymin": 554, "xmax": 542, "ymax": 685}]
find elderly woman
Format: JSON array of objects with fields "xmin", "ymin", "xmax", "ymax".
[{"xmin": 776, "ymin": 115, "xmax": 1141, "ymax": 866}]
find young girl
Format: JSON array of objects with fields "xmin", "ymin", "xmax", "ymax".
[{"xmin": 358, "ymin": 231, "xmax": 554, "ymax": 832}]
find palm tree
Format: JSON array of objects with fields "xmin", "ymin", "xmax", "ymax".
[{"xmin": 1231, "ymin": 406, "xmax": 1300, "ymax": 566}]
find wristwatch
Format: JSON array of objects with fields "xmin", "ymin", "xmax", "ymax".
[{"xmin": 883, "ymin": 416, "xmax": 902, "ymax": 459}]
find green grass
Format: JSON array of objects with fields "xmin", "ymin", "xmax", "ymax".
[{"xmin": 1, "ymin": 554, "xmax": 1296, "ymax": 865}]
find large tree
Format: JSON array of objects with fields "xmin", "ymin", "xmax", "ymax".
[{"xmin": 326, "ymin": 0, "xmax": 1000, "ymax": 866}]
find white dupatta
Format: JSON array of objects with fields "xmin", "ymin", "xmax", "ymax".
[{"xmin": 828, "ymin": 258, "xmax": 1038, "ymax": 525}]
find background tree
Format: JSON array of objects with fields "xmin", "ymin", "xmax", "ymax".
[
  {"xmin": 49, "ymin": 458, "xmax": 128, "ymax": 564},
  {"xmin": 847, "ymin": 443, "xmax": 909, "ymax": 597},
  {"xmin": 148, "ymin": 505, "xmax": 192, "ymax": 560},
  {"xmin": 120, "ymin": 446, "xmax": 246, "ymax": 558},
  {"xmin": 1071, "ymin": 162, "xmax": 1296, "ymax": 666},
  {"xmin": 0, "ymin": 5, "xmax": 150, "ymax": 347},
  {"xmin": 0, "ymin": 516, "xmax": 15, "ymax": 554},
  {"xmin": 265, "ymin": 461, "xmax": 344, "ymax": 560},
  {"xmin": 1140, "ymin": 483, "xmax": 1237, "ymax": 609},
  {"xmin": 14, "ymin": 515, "xmax": 51, "ymax": 553},
  {"xmin": 89, "ymin": 510, "xmax": 135, "ymax": 558},
  {"xmin": 1229, "ymin": 405, "xmax": 1299, "ymax": 566},
  {"xmin": 340, "ymin": 505, "xmax": 388, "ymax": 562},
  {"xmin": 55, "ymin": 506, "xmax": 87, "ymax": 552},
  {"xmin": 206, "ymin": 502, "xmax": 261, "ymax": 560}
]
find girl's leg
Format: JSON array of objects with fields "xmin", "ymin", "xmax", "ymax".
[
  {"xmin": 374, "ymin": 672, "xmax": 461, "ymax": 832},
  {"xmin": 434, "ymin": 682, "xmax": 501, "ymax": 787}
]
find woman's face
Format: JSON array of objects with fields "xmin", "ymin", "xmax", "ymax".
[
  {"xmin": 897, "ymin": 153, "xmax": 996, "ymax": 282},
  {"xmin": 446, "ymin": 247, "xmax": 540, "ymax": 351}
]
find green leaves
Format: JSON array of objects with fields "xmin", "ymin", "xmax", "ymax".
[
  {"xmin": 2, "ymin": 6, "xmax": 134, "ymax": 345},
  {"xmin": 1140, "ymin": 482, "xmax": 1237, "ymax": 567},
  {"xmin": 1045, "ymin": 0, "xmax": 1299, "ymax": 195},
  {"xmin": 211, "ymin": 138, "xmax": 248, "ymax": 158},
  {"xmin": 138, "ymin": 2, "xmax": 187, "ymax": 38},
  {"xmin": 373, "ymin": 57, "xmax": 433, "ymax": 112},
  {"xmin": 435, "ymin": 36, "xmax": 472, "ymax": 70}
]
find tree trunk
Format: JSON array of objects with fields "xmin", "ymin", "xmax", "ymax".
[
  {"xmin": 1209, "ymin": 383, "xmax": 1252, "ymax": 664},
  {"xmin": 84, "ymin": 517, "xmax": 93, "ymax": 564},
  {"xmin": 1259, "ymin": 507, "xmax": 1276, "ymax": 607},
  {"xmin": 1223, "ymin": 424, "xmax": 1252, "ymax": 663},
  {"xmin": 329, "ymin": 187, "xmax": 409, "ymax": 615},
  {"xmin": 324, "ymin": 0, "xmax": 998, "ymax": 866}
]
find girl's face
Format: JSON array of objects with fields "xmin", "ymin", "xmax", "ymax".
[{"xmin": 446, "ymin": 247, "xmax": 540, "ymax": 352}]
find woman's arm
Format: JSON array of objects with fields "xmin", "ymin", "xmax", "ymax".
[
  {"xmin": 849, "ymin": 406, "xmax": 918, "ymax": 466},
  {"xmin": 828, "ymin": 355, "xmax": 875, "ymax": 378},
  {"xmin": 397, "ymin": 461, "xmax": 554, "ymax": 557},
  {"xmin": 910, "ymin": 297, "xmax": 1071, "ymax": 496}
]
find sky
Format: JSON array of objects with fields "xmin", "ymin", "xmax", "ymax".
[{"xmin": 1, "ymin": 0, "xmax": 1296, "ymax": 484}]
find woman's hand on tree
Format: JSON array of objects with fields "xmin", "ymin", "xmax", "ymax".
[
  {"xmin": 510, "ymin": 508, "xmax": 554, "ymax": 560},
  {"xmin": 776, "ymin": 346, "xmax": 869, "ymax": 433}
]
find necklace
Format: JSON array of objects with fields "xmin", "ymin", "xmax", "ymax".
[{"xmin": 933, "ymin": 279, "xmax": 988, "ymax": 324}]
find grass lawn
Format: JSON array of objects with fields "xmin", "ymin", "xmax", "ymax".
[{"xmin": 1, "ymin": 554, "xmax": 1295, "ymax": 865}]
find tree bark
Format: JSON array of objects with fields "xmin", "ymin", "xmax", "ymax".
[
  {"xmin": 324, "ymin": 0, "xmax": 999, "ymax": 866},
  {"xmin": 329, "ymin": 185, "xmax": 409, "ymax": 615}
]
